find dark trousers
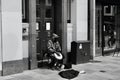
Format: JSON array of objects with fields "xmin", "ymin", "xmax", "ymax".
[{"xmin": 49, "ymin": 54, "xmax": 63, "ymax": 68}]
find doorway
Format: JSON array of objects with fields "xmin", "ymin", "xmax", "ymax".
[
  {"xmin": 36, "ymin": 0, "xmax": 55, "ymax": 67},
  {"xmin": 35, "ymin": 0, "xmax": 64, "ymax": 68}
]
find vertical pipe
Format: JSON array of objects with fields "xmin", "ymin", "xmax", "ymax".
[
  {"xmin": 67, "ymin": 0, "xmax": 71, "ymax": 22},
  {"xmin": 102, "ymin": 5, "xmax": 104, "ymax": 56},
  {"xmin": 93, "ymin": 0, "xmax": 96, "ymax": 57},
  {"xmin": 90, "ymin": 0, "xmax": 96, "ymax": 58},
  {"xmin": 69, "ymin": 0, "xmax": 71, "ymax": 21},
  {"xmin": 0, "ymin": 0, "xmax": 3, "ymax": 75},
  {"xmin": 67, "ymin": 0, "xmax": 69, "ymax": 21}
]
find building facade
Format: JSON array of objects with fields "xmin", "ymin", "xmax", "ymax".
[
  {"xmin": 0, "ymin": 0, "xmax": 93, "ymax": 76},
  {"xmin": 0, "ymin": 0, "xmax": 120, "ymax": 76}
]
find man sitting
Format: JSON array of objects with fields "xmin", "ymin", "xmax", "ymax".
[{"xmin": 47, "ymin": 33, "xmax": 63, "ymax": 70}]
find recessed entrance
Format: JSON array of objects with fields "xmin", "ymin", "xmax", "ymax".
[{"xmin": 36, "ymin": 0, "xmax": 63, "ymax": 67}]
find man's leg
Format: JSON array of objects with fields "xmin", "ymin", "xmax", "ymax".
[{"xmin": 49, "ymin": 56, "xmax": 56, "ymax": 68}]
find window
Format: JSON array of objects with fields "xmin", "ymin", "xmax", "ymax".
[
  {"xmin": 36, "ymin": 7, "xmax": 41, "ymax": 19},
  {"xmin": 67, "ymin": 0, "xmax": 71, "ymax": 23},
  {"xmin": 45, "ymin": 8, "xmax": 52, "ymax": 18},
  {"xmin": 22, "ymin": 0, "xmax": 29, "ymax": 22}
]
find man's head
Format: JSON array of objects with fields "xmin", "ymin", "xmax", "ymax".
[{"xmin": 52, "ymin": 33, "xmax": 59, "ymax": 41}]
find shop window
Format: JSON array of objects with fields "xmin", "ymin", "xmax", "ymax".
[
  {"xmin": 103, "ymin": 5, "xmax": 116, "ymax": 51},
  {"xmin": 22, "ymin": 0, "xmax": 29, "ymax": 22}
]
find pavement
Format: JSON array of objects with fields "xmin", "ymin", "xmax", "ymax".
[{"xmin": 0, "ymin": 54, "xmax": 120, "ymax": 80}]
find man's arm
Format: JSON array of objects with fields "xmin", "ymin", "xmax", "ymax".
[
  {"xmin": 56, "ymin": 41, "xmax": 61, "ymax": 52},
  {"xmin": 47, "ymin": 40, "xmax": 55, "ymax": 52}
]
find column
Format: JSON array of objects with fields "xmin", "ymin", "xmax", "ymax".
[
  {"xmin": 71, "ymin": 0, "xmax": 88, "ymax": 41},
  {"xmin": 29, "ymin": 0, "xmax": 37, "ymax": 69},
  {"xmin": 62, "ymin": 0, "xmax": 68, "ymax": 64}
]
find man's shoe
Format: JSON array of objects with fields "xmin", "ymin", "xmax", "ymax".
[
  {"xmin": 51, "ymin": 67, "xmax": 56, "ymax": 70},
  {"xmin": 55, "ymin": 67, "xmax": 61, "ymax": 71}
]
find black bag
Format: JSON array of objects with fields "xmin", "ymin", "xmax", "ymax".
[
  {"xmin": 64, "ymin": 63, "xmax": 72, "ymax": 69},
  {"xmin": 59, "ymin": 69, "xmax": 79, "ymax": 79}
]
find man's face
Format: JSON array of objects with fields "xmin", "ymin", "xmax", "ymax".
[{"xmin": 53, "ymin": 38, "xmax": 58, "ymax": 42}]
